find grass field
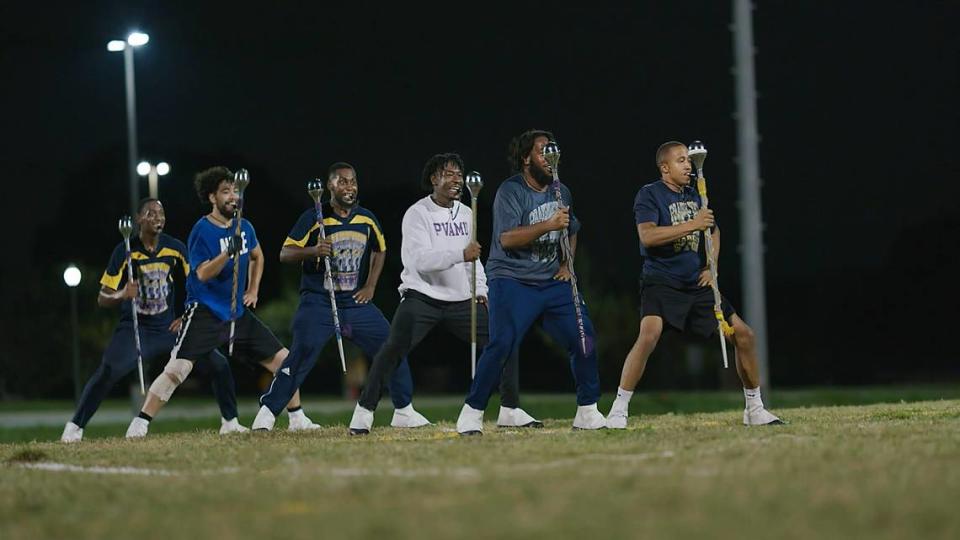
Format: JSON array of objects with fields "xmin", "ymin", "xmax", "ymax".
[{"xmin": 2, "ymin": 388, "xmax": 959, "ymax": 539}]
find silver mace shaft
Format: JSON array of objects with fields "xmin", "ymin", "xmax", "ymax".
[
  {"xmin": 688, "ymin": 140, "xmax": 730, "ymax": 369},
  {"xmin": 542, "ymin": 142, "xmax": 588, "ymax": 356},
  {"xmin": 228, "ymin": 168, "xmax": 250, "ymax": 356},
  {"xmin": 308, "ymin": 179, "xmax": 347, "ymax": 373},
  {"xmin": 465, "ymin": 171, "xmax": 484, "ymax": 379},
  {"xmin": 118, "ymin": 215, "xmax": 145, "ymax": 394}
]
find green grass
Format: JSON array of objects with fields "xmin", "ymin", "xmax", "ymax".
[{"xmin": 1, "ymin": 389, "xmax": 959, "ymax": 539}]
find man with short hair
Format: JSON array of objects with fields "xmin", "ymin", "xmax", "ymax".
[
  {"xmin": 348, "ymin": 153, "xmax": 536, "ymax": 435},
  {"xmin": 125, "ymin": 167, "xmax": 318, "ymax": 438},
  {"xmin": 61, "ymin": 198, "xmax": 240, "ymax": 442},
  {"xmin": 605, "ymin": 141, "xmax": 782, "ymax": 428},
  {"xmin": 456, "ymin": 131, "xmax": 605, "ymax": 435},
  {"xmin": 252, "ymin": 162, "xmax": 428, "ymax": 431}
]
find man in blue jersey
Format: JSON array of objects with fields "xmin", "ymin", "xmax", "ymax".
[
  {"xmin": 605, "ymin": 141, "xmax": 782, "ymax": 428},
  {"xmin": 456, "ymin": 130, "xmax": 605, "ymax": 435},
  {"xmin": 61, "ymin": 198, "xmax": 241, "ymax": 442},
  {"xmin": 252, "ymin": 162, "xmax": 430, "ymax": 431},
  {"xmin": 126, "ymin": 167, "xmax": 317, "ymax": 438}
]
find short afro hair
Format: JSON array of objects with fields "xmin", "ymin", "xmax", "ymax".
[
  {"xmin": 420, "ymin": 153, "xmax": 464, "ymax": 191},
  {"xmin": 193, "ymin": 166, "xmax": 234, "ymax": 204},
  {"xmin": 655, "ymin": 141, "xmax": 686, "ymax": 170}
]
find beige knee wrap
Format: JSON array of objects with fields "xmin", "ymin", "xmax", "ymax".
[{"xmin": 149, "ymin": 358, "xmax": 194, "ymax": 401}]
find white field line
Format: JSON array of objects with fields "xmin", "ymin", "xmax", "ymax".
[{"xmin": 15, "ymin": 462, "xmax": 239, "ymax": 476}]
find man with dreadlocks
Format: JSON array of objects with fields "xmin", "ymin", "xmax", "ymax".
[
  {"xmin": 455, "ymin": 130, "xmax": 605, "ymax": 435},
  {"xmin": 348, "ymin": 153, "xmax": 535, "ymax": 435}
]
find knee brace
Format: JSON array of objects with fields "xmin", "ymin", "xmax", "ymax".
[{"xmin": 149, "ymin": 358, "xmax": 194, "ymax": 401}]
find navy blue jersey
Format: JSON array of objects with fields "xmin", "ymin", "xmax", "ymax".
[
  {"xmin": 485, "ymin": 175, "xmax": 581, "ymax": 283},
  {"xmin": 99, "ymin": 233, "xmax": 189, "ymax": 328},
  {"xmin": 283, "ymin": 205, "xmax": 386, "ymax": 296},
  {"xmin": 633, "ymin": 180, "xmax": 709, "ymax": 287},
  {"xmin": 186, "ymin": 216, "xmax": 259, "ymax": 321}
]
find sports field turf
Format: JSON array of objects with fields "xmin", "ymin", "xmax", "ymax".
[{"xmin": 1, "ymin": 388, "xmax": 958, "ymax": 539}]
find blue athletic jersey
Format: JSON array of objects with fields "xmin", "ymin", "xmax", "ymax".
[
  {"xmin": 186, "ymin": 216, "xmax": 259, "ymax": 321},
  {"xmin": 485, "ymin": 174, "xmax": 581, "ymax": 283},
  {"xmin": 283, "ymin": 205, "xmax": 386, "ymax": 296},
  {"xmin": 633, "ymin": 180, "xmax": 708, "ymax": 287},
  {"xmin": 99, "ymin": 233, "xmax": 190, "ymax": 329}
]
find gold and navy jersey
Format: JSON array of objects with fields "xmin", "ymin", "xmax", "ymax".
[
  {"xmin": 284, "ymin": 205, "xmax": 386, "ymax": 296},
  {"xmin": 100, "ymin": 232, "xmax": 189, "ymax": 328}
]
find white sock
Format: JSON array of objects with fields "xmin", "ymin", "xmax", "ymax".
[
  {"xmin": 744, "ymin": 387, "xmax": 763, "ymax": 410},
  {"xmin": 612, "ymin": 387, "xmax": 634, "ymax": 412},
  {"xmin": 288, "ymin": 409, "xmax": 305, "ymax": 420}
]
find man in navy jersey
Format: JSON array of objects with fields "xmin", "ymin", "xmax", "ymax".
[
  {"xmin": 252, "ymin": 162, "xmax": 429, "ymax": 431},
  {"xmin": 60, "ymin": 198, "xmax": 240, "ymax": 442},
  {"xmin": 456, "ymin": 132, "xmax": 605, "ymax": 435},
  {"xmin": 126, "ymin": 167, "xmax": 318, "ymax": 438},
  {"xmin": 605, "ymin": 141, "xmax": 782, "ymax": 428}
]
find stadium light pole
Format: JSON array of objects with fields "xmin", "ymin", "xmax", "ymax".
[
  {"xmin": 107, "ymin": 32, "xmax": 150, "ymax": 218},
  {"xmin": 138, "ymin": 160, "xmax": 170, "ymax": 199},
  {"xmin": 63, "ymin": 264, "xmax": 82, "ymax": 403}
]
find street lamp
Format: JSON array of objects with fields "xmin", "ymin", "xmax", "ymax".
[
  {"xmin": 63, "ymin": 264, "xmax": 82, "ymax": 403},
  {"xmin": 107, "ymin": 31, "xmax": 150, "ymax": 218},
  {"xmin": 138, "ymin": 160, "xmax": 170, "ymax": 199}
]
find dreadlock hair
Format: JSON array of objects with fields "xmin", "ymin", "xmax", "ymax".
[
  {"xmin": 655, "ymin": 141, "xmax": 686, "ymax": 171},
  {"xmin": 507, "ymin": 129, "xmax": 555, "ymax": 173},
  {"xmin": 420, "ymin": 153, "xmax": 464, "ymax": 191},
  {"xmin": 193, "ymin": 166, "xmax": 234, "ymax": 204}
]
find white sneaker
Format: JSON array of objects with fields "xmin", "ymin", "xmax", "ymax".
[
  {"xmin": 456, "ymin": 403, "xmax": 484, "ymax": 435},
  {"xmin": 605, "ymin": 407, "xmax": 628, "ymax": 429},
  {"xmin": 349, "ymin": 404, "xmax": 374, "ymax": 435},
  {"xmin": 251, "ymin": 405, "xmax": 276, "ymax": 431},
  {"xmin": 60, "ymin": 421, "xmax": 83, "ymax": 443},
  {"xmin": 744, "ymin": 407, "xmax": 784, "ymax": 426},
  {"xmin": 125, "ymin": 417, "xmax": 149, "ymax": 439},
  {"xmin": 288, "ymin": 411, "xmax": 322, "ymax": 432},
  {"xmin": 219, "ymin": 417, "xmax": 250, "ymax": 434},
  {"xmin": 497, "ymin": 406, "xmax": 543, "ymax": 428},
  {"xmin": 572, "ymin": 403, "xmax": 606, "ymax": 430},
  {"xmin": 391, "ymin": 404, "xmax": 431, "ymax": 428}
]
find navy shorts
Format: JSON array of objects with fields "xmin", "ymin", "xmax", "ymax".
[{"xmin": 640, "ymin": 282, "xmax": 736, "ymax": 338}]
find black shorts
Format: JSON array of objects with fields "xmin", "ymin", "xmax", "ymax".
[
  {"xmin": 171, "ymin": 303, "xmax": 283, "ymax": 365},
  {"xmin": 640, "ymin": 282, "xmax": 737, "ymax": 338}
]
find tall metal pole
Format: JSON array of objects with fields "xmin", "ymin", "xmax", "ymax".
[
  {"xmin": 732, "ymin": 0, "xmax": 769, "ymax": 389},
  {"xmin": 70, "ymin": 286, "xmax": 81, "ymax": 404},
  {"xmin": 124, "ymin": 46, "xmax": 140, "ymax": 218}
]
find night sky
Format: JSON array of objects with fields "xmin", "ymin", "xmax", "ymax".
[{"xmin": 1, "ymin": 2, "xmax": 957, "ymax": 398}]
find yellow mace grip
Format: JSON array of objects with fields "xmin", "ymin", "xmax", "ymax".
[
  {"xmin": 697, "ymin": 177, "xmax": 708, "ymax": 197},
  {"xmin": 714, "ymin": 309, "xmax": 735, "ymax": 336}
]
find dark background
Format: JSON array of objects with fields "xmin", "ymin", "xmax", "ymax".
[{"xmin": 1, "ymin": 1, "xmax": 957, "ymax": 400}]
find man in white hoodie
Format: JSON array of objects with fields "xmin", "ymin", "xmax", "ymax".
[{"xmin": 349, "ymin": 153, "xmax": 536, "ymax": 434}]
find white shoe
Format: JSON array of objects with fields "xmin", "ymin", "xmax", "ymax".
[
  {"xmin": 251, "ymin": 405, "xmax": 276, "ymax": 431},
  {"xmin": 572, "ymin": 403, "xmax": 606, "ymax": 430},
  {"xmin": 456, "ymin": 404, "xmax": 484, "ymax": 435},
  {"xmin": 60, "ymin": 421, "xmax": 83, "ymax": 443},
  {"xmin": 219, "ymin": 417, "xmax": 249, "ymax": 434},
  {"xmin": 391, "ymin": 404, "xmax": 431, "ymax": 428},
  {"xmin": 349, "ymin": 404, "xmax": 374, "ymax": 435},
  {"xmin": 605, "ymin": 407, "xmax": 628, "ymax": 429},
  {"xmin": 125, "ymin": 417, "xmax": 149, "ymax": 439},
  {"xmin": 497, "ymin": 406, "xmax": 543, "ymax": 428},
  {"xmin": 744, "ymin": 407, "xmax": 784, "ymax": 426},
  {"xmin": 288, "ymin": 411, "xmax": 322, "ymax": 432}
]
